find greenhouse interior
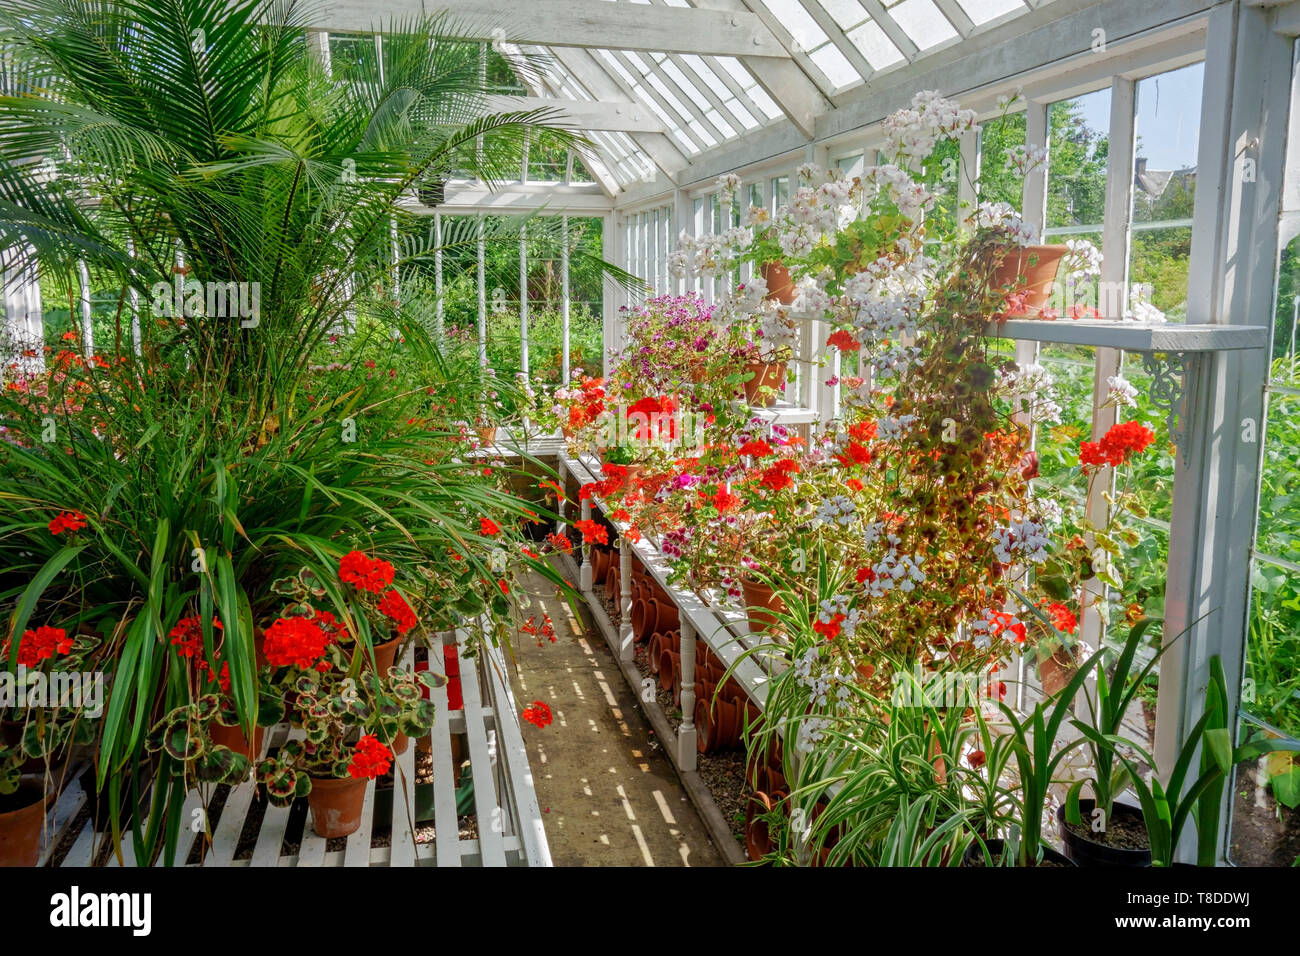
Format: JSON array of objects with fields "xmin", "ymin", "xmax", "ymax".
[{"xmin": 0, "ymin": 0, "xmax": 1299, "ymax": 902}]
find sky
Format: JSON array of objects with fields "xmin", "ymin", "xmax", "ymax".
[{"xmin": 1071, "ymin": 61, "xmax": 1204, "ymax": 172}]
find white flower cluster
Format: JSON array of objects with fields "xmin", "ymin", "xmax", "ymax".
[
  {"xmin": 796, "ymin": 716, "xmax": 831, "ymax": 753},
  {"xmin": 882, "ymin": 91, "xmax": 977, "ymax": 169},
  {"xmin": 867, "ymin": 544, "xmax": 927, "ymax": 596},
  {"xmin": 991, "ymin": 519, "xmax": 1050, "ymax": 565},
  {"xmin": 869, "ymin": 343, "xmax": 923, "ymax": 382},
  {"xmin": 967, "ymin": 201, "xmax": 1038, "ymax": 246},
  {"xmin": 876, "ymin": 413, "xmax": 918, "ymax": 442},
  {"xmin": 793, "ymin": 277, "xmax": 833, "ymax": 315},
  {"xmin": 1004, "ymin": 144, "xmax": 1048, "ymax": 177},
  {"xmin": 1064, "ymin": 238, "xmax": 1103, "ymax": 280},
  {"xmin": 847, "ymin": 293, "xmax": 923, "ymax": 343},
  {"xmin": 757, "ymin": 305, "xmax": 799, "ymax": 358},
  {"xmin": 717, "ymin": 172, "xmax": 742, "ymax": 207},
  {"xmin": 1125, "ymin": 283, "xmax": 1166, "ymax": 323},
  {"xmin": 816, "ymin": 495, "xmax": 857, "ymax": 527},
  {"xmin": 1106, "ymin": 374, "xmax": 1138, "ymax": 407},
  {"xmin": 862, "ymin": 520, "xmax": 886, "ymax": 547},
  {"xmin": 998, "ymin": 362, "xmax": 1061, "ymax": 425},
  {"xmin": 864, "ymin": 164, "xmax": 934, "ymax": 222},
  {"xmin": 668, "ymin": 230, "xmax": 744, "ymax": 278}
]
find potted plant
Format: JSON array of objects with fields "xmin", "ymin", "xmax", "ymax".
[{"xmin": 1058, "ymin": 616, "xmax": 1167, "ymax": 865}]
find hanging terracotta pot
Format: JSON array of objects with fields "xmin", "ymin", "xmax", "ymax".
[
  {"xmin": 208, "ymin": 721, "xmax": 265, "ymax": 763},
  {"xmin": 740, "ymin": 577, "xmax": 786, "ymax": 633},
  {"xmin": 1039, "ymin": 642, "xmax": 1090, "ymax": 698},
  {"xmin": 989, "ymin": 244, "xmax": 1069, "ymax": 317},
  {"xmin": 742, "ymin": 361, "xmax": 787, "ymax": 407},
  {"xmin": 307, "ymin": 775, "xmax": 368, "ymax": 839},
  {"xmin": 0, "ymin": 782, "xmax": 51, "ymax": 867},
  {"xmin": 760, "ymin": 261, "xmax": 796, "ymax": 305}
]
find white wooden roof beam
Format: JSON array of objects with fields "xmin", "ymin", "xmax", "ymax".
[
  {"xmin": 485, "ymin": 94, "xmax": 667, "ymax": 133},
  {"xmin": 305, "ymin": 0, "xmax": 792, "ymax": 58}
]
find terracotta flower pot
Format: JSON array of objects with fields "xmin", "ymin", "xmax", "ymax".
[
  {"xmin": 308, "ymin": 775, "xmax": 368, "ymax": 839},
  {"xmin": 740, "ymin": 577, "xmax": 786, "ymax": 633},
  {"xmin": 0, "ymin": 782, "xmax": 51, "ymax": 867},
  {"xmin": 760, "ymin": 261, "xmax": 796, "ymax": 305},
  {"xmin": 989, "ymin": 243, "xmax": 1068, "ymax": 317},
  {"xmin": 208, "ymin": 721, "xmax": 265, "ymax": 763},
  {"xmin": 630, "ymin": 596, "xmax": 650, "ymax": 641},
  {"xmin": 695, "ymin": 697, "xmax": 717, "ymax": 754},
  {"xmin": 355, "ymin": 635, "xmax": 403, "ymax": 676},
  {"xmin": 659, "ymin": 649, "xmax": 679, "ymax": 693},
  {"xmin": 391, "ymin": 733, "xmax": 409, "ymax": 756},
  {"xmin": 477, "ymin": 425, "xmax": 498, "ymax": 445},
  {"xmin": 649, "ymin": 598, "xmax": 679, "ymax": 633},
  {"xmin": 648, "ymin": 632, "xmax": 663, "ymax": 675},
  {"xmin": 745, "ymin": 791, "xmax": 777, "ymax": 861},
  {"xmin": 1039, "ymin": 642, "xmax": 1089, "ymax": 698},
  {"xmin": 591, "ymin": 547, "xmax": 610, "ymax": 584},
  {"xmin": 742, "ymin": 361, "xmax": 787, "ymax": 406}
]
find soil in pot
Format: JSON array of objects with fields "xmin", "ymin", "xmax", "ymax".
[
  {"xmin": 0, "ymin": 782, "xmax": 51, "ymax": 867},
  {"xmin": 1058, "ymin": 799, "xmax": 1151, "ymax": 866},
  {"xmin": 308, "ymin": 775, "xmax": 367, "ymax": 839},
  {"xmin": 962, "ymin": 838, "xmax": 1074, "ymax": 867}
]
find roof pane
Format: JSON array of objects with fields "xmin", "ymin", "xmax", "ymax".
[
  {"xmin": 955, "ymin": 0, "xmax": 1026, "ymax": 25},
  {"xmin": 816, "ymin": 0, "xmax": 871, "ymax": 30},
  {"xmin": 809, "ymin": 42, "xmax": 860, "ymax": 90},
  {"xmin": 724, "ymin": 97, "xmax": 760, "ymax": 129},
  {"xmin": 847, "ymin": 19, "xmax": 905, "ymax": 69},
  {"xmin": 704, "ymin": 108, "xmax": 737, "ymax": 138},
  {"xmin": 888, "ymin": 0, "xmax": 960, "ymax": 49},
  {"xmin": 755, "ymin": 0, "xmax": 829, "ymax": 49},
  {"xmin": 746, "ymin": 85, "xmax": 784, "ymax": 119}
]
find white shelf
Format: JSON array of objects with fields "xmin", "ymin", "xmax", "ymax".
[{"xmin": 982, "ymin": 319, "xmax": 1268, "ymax": 352}]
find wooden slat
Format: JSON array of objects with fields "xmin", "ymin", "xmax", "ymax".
[
  {"xmin": 60, "ymin": 809, "xmax": 97, "ymax": 867},
  {"xmin": 248, "ymin": 726, "xmax": 296, "ymax": 868},
  {"xmin": 342, "ymin": 780, "xmax": 377, "ymax": 866},
  {"xmin": 388, "ymin": 643, "xmax": 420, "ymax": 868},
  {"xmin": 455, "ymin": 628, "xmax": 508, "ymax": 866},
  {"xmin": 161, "ymin": 786, "xmax": 207, "ymax": 867},
  {"xmin": 206, "ymin": 777, "xmax": 259, "ymax": 867},
  {"xmin": 429, "ymin": 633, "xmax": 464, "ymax": 868},
  {"xmin": 37, "ymin": 772, "xmax": 88, "ymax": 866}
]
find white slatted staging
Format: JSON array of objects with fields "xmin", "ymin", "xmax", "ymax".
[{"xmin": 37, "ymin": 630, "xmax": 550, "ymax": 867}]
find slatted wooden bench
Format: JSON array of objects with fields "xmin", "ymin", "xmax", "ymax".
[{"xmin": 36, "ymin": 629, "xmax": 550, "ymax": 867}]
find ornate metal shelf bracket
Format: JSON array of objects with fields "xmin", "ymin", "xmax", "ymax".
[{"xmin": 1140, "ymin": 350, "xmax": 1192, "ymax": 466}]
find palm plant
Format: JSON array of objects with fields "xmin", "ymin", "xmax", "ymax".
[{"xmin": 0, "ymin": 0, "xmax": 613, "ymax": 862}]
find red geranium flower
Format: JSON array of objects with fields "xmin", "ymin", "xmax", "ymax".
[
  {"xmin": 1044, "ymin": 602, "xmax": 1078, "ymax": 635},
  {"xmin": 827, "ymin": 329, "xmax": 860, "ymax": 352},
  {"xmin": 348, "ymin": 735, "xmax": 393, "ymax": 780},
  {"xmin": 545, "ymin": 531, "xmax": 573, "ymax": 554},
  {"xmin": 48, "ymin": 510, "xmax": 87, "ymax": 535},
  {"xmin": 377, "ymin": 590, "xmax": 418, "ymax": 635},
  {"xmin": 521, "ymin": 700, "xmax": 553, "ymax": 728},
  {"xmin": 759, "ymin": 459, "xmax": 799, "ymax": 492},
  {"xmin": 169, "ymin": 616, "xmax": 224, "ymax": 660},
  {"xmin": 480, "ymin": 517, "xmax": 502, "ymax": 536},
  {"xmin": 574, "ymin": 519, "xmax": 609, "ymax": 545},
  {"xmin": 339, "ymin": 550, "xmax": 395, "ymax": 593},
  {"xmin": 1078, "ymin": 420, "xmax": 1156, "ymax": 468},
  {"xmin": 738, "ymin": 439, "xmax": 774, "ymax": 458},
  {"xmin": 8, "ymin": 625, "xmax": 72, "ymax": 667},
  {"xmin": 263, "ymin": 615, "xmax": 333, "ymax": 669}
]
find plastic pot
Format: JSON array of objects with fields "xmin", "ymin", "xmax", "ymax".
[
  {"xmin": 308, "ymin": 775, "xmax": 368, "ymax": 839},
  {"xmin": 1057, "ymin": 799, "xmax": 1151, "ymax": 866},
  {"xmin": 962, "ymin": 838, "xmax": 1075, "ymax": 867}
]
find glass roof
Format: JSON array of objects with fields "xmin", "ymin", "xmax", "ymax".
[{"xmin": 322, "ymin": 0, "xmax": 1046, "ymax": 191}]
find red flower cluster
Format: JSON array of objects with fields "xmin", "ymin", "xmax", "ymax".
[
  {"xmin": 522, "ymin": 615, "xmax": 557, "ymax": 646},
  {"xmin": 522, "ymin": 700, "xmax": 553, "ymax": 728},
  {"xmin": 339, "ymin": 551, "xmax": 395, "ymax": 593},
  {"xmin": 9, "ymin": 625, "xmax": 72, "ymax": 667},
  {"xmin": 48, "ymin": 510, "xmax": 87, "ymax": 535},
  {"xmin": 738, "ymin": 439, "xmax": 774, "ymax": 458},
  {"xmin": 263, "ymin": 615, "xmax": 334, "ymax": 669},
  {"xmin": 812, "ymin": 613, "xmax": 845, "ymax": 641},
  {"xmin": 1044, "ymin": 602, "xmax": 1078, "ymax": 635},
  {"xmin": 545, "ymin": 531, "xmax": 573, "ymax": 554},
  {"xmin": 837, "ymin": 442, "xmax": 872, "ymax": 467},
  {"xmin": 1079, "ymin": 420, "xmax": 1156, "ymax": 468},
  {"xmin": 758, "ymin": 459, "xmax": 799, "ymax": 492},
  {"xmin": 377, "ymin": 590, "xmax": 418, "ymax": 635},
  {"xmin": 480, "ymin": 517, "xmax": 501, "ymax": 536},
  {"xmin": 985, "ymin": 610, "xmax": 1027, "ymax": 644},
  {"xmin": 348, "ymin": 734, "xmax": 393, "ymax": 780},
  {"xmin": 169, "ymin": 616, "xmax": 223, "ymax": 660},
  {"xmin": 704, "ymin": 486, "xmax": 739, "ymax": 513},
  {"xmin": 826, "ymin": 329, "xmax": 861, "ymax": 352},
  {"xmin": 574, "ymin": 519, "xmax": 608, "ymax": 545}
]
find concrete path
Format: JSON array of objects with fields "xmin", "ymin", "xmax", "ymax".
[{"xmin": 509, "ymin": 571, "xmax": 725, "ymax": 867}]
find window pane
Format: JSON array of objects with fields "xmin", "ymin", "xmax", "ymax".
[
  {"xmin": 771, "ymin": 175, "xmax": 790, "ymax": 211},
  {"xmin": 1257, "ymin": 390, "xmax": 1300, "ymax": 562},
  {"xmin": 1045, "ymin": 89, "xmax": 1110, "ymax": 233},
  {"xmin": 977, "ymin": 112, "xmax": 1026, "ymax": 209},
  {"xmin": 1129, "ymin": 63, "xmax": 1203, "ymax": 324}
]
